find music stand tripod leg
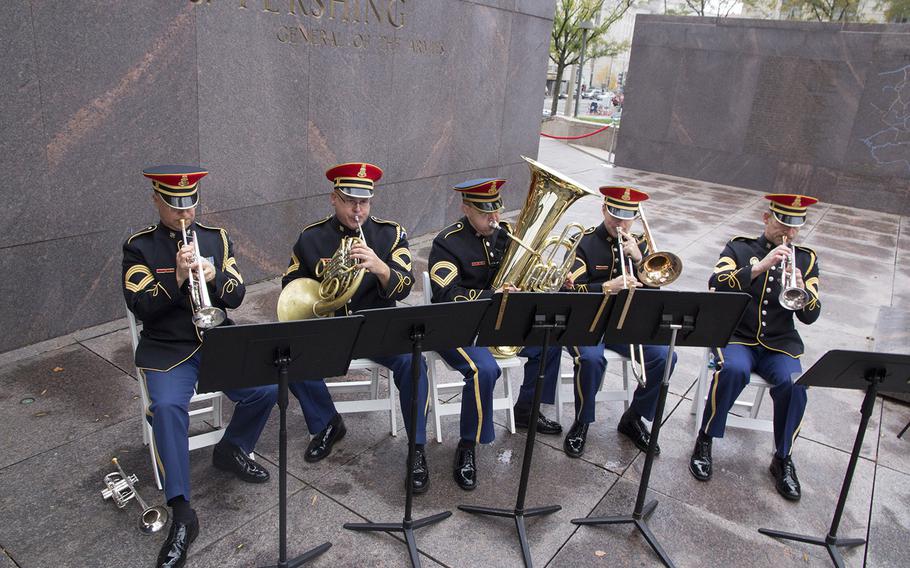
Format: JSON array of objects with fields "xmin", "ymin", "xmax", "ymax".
[
  {"xmin": 759, "ymin": 370, "xmax": 882, "ymax": 567},
  {"xmin": 261, "ymin": 350, "xmax": 332, "ymax": 568},
  {"xmin": 571, "ymin": 327, "xmax": 681, "ymax": 568},
  {"xmin": 343, "ymin": 328, "xmax": 452, "ymax": 568},
  {"xmin": 459, "ymin": 319, "xmax": 563, "ymax": 568}
]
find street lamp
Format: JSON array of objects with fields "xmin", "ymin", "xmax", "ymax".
[{"xmin": 574, "ymin": 19, "xmax": 595, "ymax": 119}]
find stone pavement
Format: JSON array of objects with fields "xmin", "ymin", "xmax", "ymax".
[{"xmin": 1, "ymin": 137, "xmax": 908, "ymax": 567}]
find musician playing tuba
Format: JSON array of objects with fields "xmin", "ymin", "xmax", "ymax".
[
  {"xmin": 123, "ymin": 166, "xmax": 277, "ymax": 568},
  {"xmin": 556, "ymin": 186, "xmax": 678, "ymax": 459},
  {"xmin": 280, "ymin": 163, "xmax": 431, "ymax": 493}
]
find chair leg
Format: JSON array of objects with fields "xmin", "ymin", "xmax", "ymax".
[
  {"xmin": 694, "ymin": 368, "xmax": 707, "ymax": 438},
  {"xmin": 213, "ymin": 392, "xmax": 224, "ymax": 429},
  {"xmin": 503, "ymin": 367, "xmax": 516, "ymax": 434},
  {"xmin": 429, "ymin": 360, "xmax": 444, "ymax": 444},
  {"xmin": 750, "ymin": 385, "xmax": 767, "ymax": 419},
  {"xmin": 555, "ymin": 371, "xmax": 565, "ymax": 425},
  {"xmin": 386, "ymin": 369, "xmax": 398, "ymax": 437},
  {"xmin": 370, "ymin": 367, "xmax": 380, "ymax": 400},
  {"xmin": 622, "ymin": 362, "xmax": 632, "ymax": 412},
  {"xmin": 147, "ymin": 422, "xmax": 163, "ymax": 491}
]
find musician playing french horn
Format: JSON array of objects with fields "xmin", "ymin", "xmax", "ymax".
[
  {"xmin": 690, "ymin": 194, "xmax": 821, "ymax": 502},
  {"xmin": 559, "ymin": 186, "xmax": 678, "ymax": 459},
  {"xmin": 282, "ymin": 163, "xmax": 432, "ymax": 492},
  {"xmin": 123, "ymin": 166, "xmax": 277, "ymax": 568}
]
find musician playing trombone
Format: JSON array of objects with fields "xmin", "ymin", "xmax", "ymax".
[
  {"xmin": 427, "ymin": 178, "xmax": 563, "ymax": 491},
  {"xmin": 281, "ymin": 163, "xmax": 431, "ymax": 493},
  {"xmin": 123, "ymin": 166, "xmax": 277, "ymax": 568},
  {"xmin": 560, "ymin": 186, "xmax": 678, "ymax": 458},
  {"xmin": 690, "ymin": 194, "xmax": 821, "ymax": 501}
]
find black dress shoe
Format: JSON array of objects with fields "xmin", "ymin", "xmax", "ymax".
[
  {"xmin": 617, "ymin": 409, "xmax": 659, "ymax": 454},
  {"xmin": 410, "ymin": 447, "xmax": 430, "ymax": 494},
  {"xmin": 689, "ymin": 434, "xmax": 712, "ymax": 481},
  {"xmin": 514, "ymin": 404, "xmax": 563, "ymax": 435},
  {"xmin": 563, "ymin": 421, "xmax": 589, "ymax": 458},
  {"xmin": 453, "ymin": 445, "xmax": 477, "ymax": 491},
  {"xmin": 212, "ymin": 442, "xmax": 270, "ymax": 483},
  {"xmin": 157, "ymin": 511, "xmax": 199, "ymax": 568},
  {"xmin": 305, "ymin": 414, "xmax": 346, "ymax": 463},
  {"xmin": 770, "ymin": 455, "xmax": 801, "ymax": 501}
]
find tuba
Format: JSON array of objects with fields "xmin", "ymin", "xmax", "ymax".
[
  {"xmin": 489, "ymin": 156, "xmax": 600, "ymax": 357},
  {"xmin": 277, "ymin": 217, "xmax": 367, "ymax": 321}
]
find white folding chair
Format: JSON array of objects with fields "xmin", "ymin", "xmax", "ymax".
[
  {"xmin": 324, "ymin": 359, "xmax": 398, "ymax": 437},
  {"xmin": 422, "ymin": 271, "xmax": 517, "ymax": 443},
  {"xmin": 690, "ymin": 347, "xmax": 773, "ymax": 435},
  {"xmin": 554, "ymin": 349, "xmax": 635, "ymax": 425},
  {"xmin": 127, "ymin": 309, "xmax": 227, "ymax": 490}
]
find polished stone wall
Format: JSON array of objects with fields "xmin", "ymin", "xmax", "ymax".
[
  {"xmin": 0, "ymin": 0, "xmax": 556, "ymax": 353},
  {"xmin": 617, "ymin": 16, "xmax": 910, "ymax": 215}
]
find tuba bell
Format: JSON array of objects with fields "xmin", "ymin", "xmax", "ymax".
[
  {"xmin": 277, "ymin": 217, "xmax": 367, "ymax": 321},
  {"xmin": 488, "ymin": 156, "xmax": 600, "ymax": 357}
]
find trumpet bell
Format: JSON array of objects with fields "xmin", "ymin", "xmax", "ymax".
[
  {"xmin": 780, "ymin": 287, "xmax": 809, "ymax": 310},
  {"xmin": 277, "ymin": 277, "xmax": 323, "ymax": 321},
  {"xmin": 637, "ymin": 251, "xmax": 683, "ymax": 287},
  {"xmin": 139, "ymin": 506, "xmax": 169, "ymax": 535},
  {"xmin": 193, "ymin": 306, "xmax": 226, "ymax": 329}
]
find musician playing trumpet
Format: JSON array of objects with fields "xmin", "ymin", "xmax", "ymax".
[
  {"xmin": 282, "ymin": 163, "xmax": 431, "ymax": 493},
  {"xmin": 123, "ymin": 166, "xmax": 277, "ymax": 568},
  {"xmin": 559, "ymin": 186, "xmax": 678, "ymax": 458},
  {"xmin": 690, "ymin": 194, "xmax": 821, "ymax": 501}
]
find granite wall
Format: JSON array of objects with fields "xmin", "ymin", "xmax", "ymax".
[
  {"xmin": 0, "ymin": 0, "xmax": 556, "ymax": 353},
  {"xmin": 617, "ymin": 16, "xmax": 910, "ymax": 215}
]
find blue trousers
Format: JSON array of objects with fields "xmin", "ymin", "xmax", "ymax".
[
  {"xmin": 567, "ymin": 344, "xmax": 677, "ymax": 423},
  {"xmin": 290, "ymin": 353, "xmax": 429, "ymax": 445},
  {"xmin": 515, "ymin": 345, "xmax": 563, "ymax": 410},
  {"xmin": 701, "ymin": 343, "xmax": 806, "ymax": 458},
  {"xmin": 143, "ymin": 353, "xmax": 278, "ymax": 501},
  {"xmin": 436, "ymin": 346, "xmax": 501, "ymax": 444}
]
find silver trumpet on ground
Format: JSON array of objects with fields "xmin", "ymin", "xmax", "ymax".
[
  {"xmin": 102, "ymin": 457, "xmax": 169, "ymax": 534},
  {"xmin": 778, "ymin": 236, "xmax": 809, "ymax": 310},
  {"xmin": 180, "ymin": 219, "xmax": 225, "ymax": 329}
]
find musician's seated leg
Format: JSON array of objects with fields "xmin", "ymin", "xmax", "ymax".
[
  {"xmin": 689, "ymin": 344, "xmax": 754, "ymax": 481},
  {"xmin": 437, "ymin": 346, "xmax": 501, "ymax": 490},
  {"xmin": 373, "ymin": 353, "xmax": 431, "ymax": 494},
  {"xmin": 289, "ymin": 379, "xmax": 344, "ymax": 463},
  {"xmin": 215, "ymin": 384, "xmax": 277, "ymax": 483},
  {"xmin": 755, "ymin": 351, "xmax": 805, "ymax": 500},
  {"xmin": 514, "ymin": 346, "xmax": 563, "ymax": 435},
  {"xmin": 563, "ymin": 345, "xmax": 607, "ymax": 457},
  {"xmin": 614, "ymin": 344, "xmax": 679, "ymax": 454}
]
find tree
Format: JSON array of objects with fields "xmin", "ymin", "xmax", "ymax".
[
  {"xmin": 779, "ymin": 0, "xmax": 862, "ymax": 21},
  {"xmin": 878, "ymin": 0, "xmax": 910, "ymax": 21},
  {"xmin": 549, "ymin": 0, "xmax": 635, "ymax": 117}
]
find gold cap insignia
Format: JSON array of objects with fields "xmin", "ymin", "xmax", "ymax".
[
  {"xmin": 490, "ymin": 181, "xmax": 497, "ymax": 192},
  {"xmin": 357, "ymin": 164, "xmax": 367, "ymax": 178},
  {"xmin": 178, "ymin": 175, "xmax": 189, "ymax": 187},
  {"xmin": 622, "ymin": 188, "xmax": 631, "ymax": 201},
  {"xmin": 793, "ymin": 196, "xmax": 802, "ymax": 207}
]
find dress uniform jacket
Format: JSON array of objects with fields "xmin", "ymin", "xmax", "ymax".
[
  {"xmin": 709, "ymin": 234, "xmax": 821, "ymax": 358},
  {"xmin": 122, "ymin": 222, "xmax": 245, "ymax": 371},
  {"xmin": 568, "ymin": 223, "xmax": 648, "ymax": 292},
  {"xmin": 282, "ymin": 215, "xmax": 413, "ymax": 312},
  {"xmin": 427, "ymin": 218, "xmax": 511, "ymax": 300}
]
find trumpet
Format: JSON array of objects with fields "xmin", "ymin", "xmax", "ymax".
[
  {"xmin": 102, "ymin": 457, "xmax": 169, "ymax": 534},
  {"xmin": 778, "ymin": 236, "xmax": 808, "ymax": 310},
  {"xmin": 180, "ymin": 220, "xmax": 225, "ymax": 329}
]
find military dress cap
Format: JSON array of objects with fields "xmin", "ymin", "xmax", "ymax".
[
  {"xmin": 599, "ymin": 186, "xmax": 649, "ymax": 219},
  {"xmin": 326, "ymin": 162, "xmax": 383, "ymax": 198},
  {"xmin": 143, "ymin": 165, "xmax": 208, "ymax": 210},
  {"xmin": 765, "ymin": 194, "xmax": 819, "ymax": 227},
  {"xmin": 454, "ymin": 178, "xmax": 505, "ymax": 213}
]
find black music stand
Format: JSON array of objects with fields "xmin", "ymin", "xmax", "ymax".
[
  {"xmin": 199, "ymin": 316, "xmax": 364, "ymax": 568},
  {"xmin": 342, "ymin": 300, "xmax": 492, "ymax": 568},
  {"xmin": 571, "ymin": 289, "xmax": 750, "ymax": 568},
  {"xmin": 759, "ymin": 350, "xmax": 910, "ymax": 568},
  {"xmin": 463, "ymin": 291, "xmax": 616, "ymax": 568}
]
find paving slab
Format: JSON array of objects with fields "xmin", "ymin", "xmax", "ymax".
[
  {"xmin": 78, "ymin": 327, "xmax": 138, "ymax": 378},
  {"xmin": 0, "ymin": 344, "xmax": 138, "ymax": 469},
  {"xmin": 312, "ymin": 422, "xmax": 617, "ymax": 568},
  {"xmin": 866, "ymin": 465, "xmax": 910, "ymax": 568},
  {"xmin": 550, "ymin": 477, "xmax": 822, "ymax": 568},
  {"xmin": 877, "ymin": 399, "xmax": 910, "ymax": 475},
  {"xmin": 0, "ymin": 417, "xmax": 300, "ymax": 568},
  {"xmin": 189, "ymin": 486, "xmax": 444, "ymax": 568}
]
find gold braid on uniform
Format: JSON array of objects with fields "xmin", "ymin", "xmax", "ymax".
[
  {"xmin": 714, "ymin": 257, "xmax": 741, "ymax": 289},
  {"xmin": 430, "ymin": 261, "xmax": 458, "ymax": 288}
]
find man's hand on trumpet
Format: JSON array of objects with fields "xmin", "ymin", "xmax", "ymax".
[
  {"xmin": 617, "ymin": 229, "xmax": 643, "ymax": 264},
  {"xmin": 175, "ymin": 245, "xmax": 215, "ymax": 288}
]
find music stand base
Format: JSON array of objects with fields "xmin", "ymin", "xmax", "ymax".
[
  {"xmin": 758, "ymin": 528, "xmax": 865, "ymax": 568},
  {"xmin": 260, "ymin": 541, "xmax": 332, "ymax": 568},
  {"xmin": 572, "ymin": 500, "xmax": 674, "ymax": 568},
  {"xmin": 458, "ymin": 504, "xmax": 561, "ymax": 567},
  {"xmin": 344, "ymin": 511, "xmax": 452, "ymax": 567}
]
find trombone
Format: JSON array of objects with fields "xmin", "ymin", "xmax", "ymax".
[
  {"xmin": 778, "ymin": 236, "xmax": 808, "ymax": 310},
  {"xmin": 102, "ymin": 457, "xmax": 169, "ymax": 534},
  {"xmin": 180, "ymin": 219, "xmax": 225, "ymax": 329}
]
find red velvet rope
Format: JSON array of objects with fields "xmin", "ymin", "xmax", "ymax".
[{"xmin": 539, "ymin": 124, "xmax": 611, "ymax": 140}]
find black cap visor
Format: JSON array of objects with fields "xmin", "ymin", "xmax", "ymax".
[
  {"xmin": 466, "ymin": 199, "xmax": 504, "ymax": 213},
  {"xmin": 157, "ymin": 191, "xmax": 199, "ymax": 210},
  {"xmin": 772, "ymin": 211, "xmax": 806, "ymax": 227},
  {"xmin": 607, "ymin": 205, "xmax": 639, "ymax": 220},
  {"xmin": 337, "ymin": 186, "xmax": 374, "ymax": 199}
]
